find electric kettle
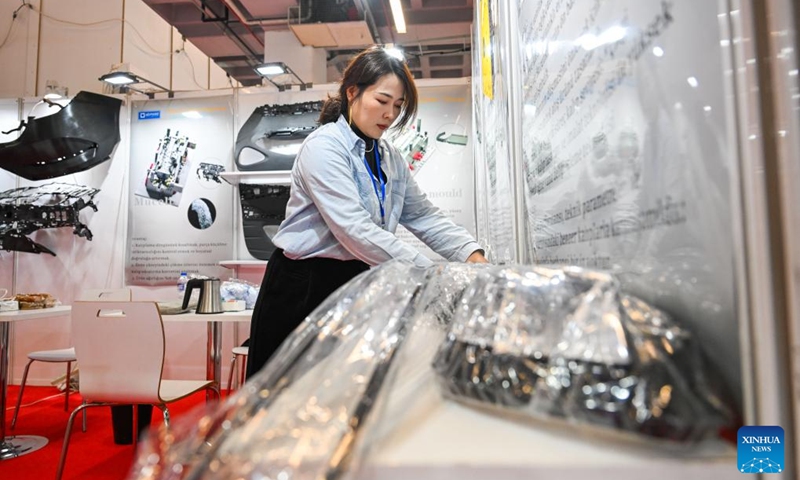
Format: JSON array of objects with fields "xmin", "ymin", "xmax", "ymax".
[{"xmin": 182, "ymin": 277, "xmax": 223, "ymax": 314}]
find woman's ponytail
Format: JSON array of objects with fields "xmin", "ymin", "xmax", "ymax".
[{"xmin": 318, "ymin": 93, "xmax": 344, "ymax": 125}]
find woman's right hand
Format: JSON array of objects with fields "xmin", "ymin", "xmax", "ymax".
[{"xmin": 466, "ymin": 250, "xmax": 489, "ymax": 264}]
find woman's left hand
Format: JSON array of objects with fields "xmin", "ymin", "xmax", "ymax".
[{"xmin": 466, "ymin": 250, "xmax": 489, "ymax": 264}]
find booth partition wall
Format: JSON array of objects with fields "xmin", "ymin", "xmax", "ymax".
[{"xmin": 472, "ymin": 0, "xmax": 799, "ymax": 477}]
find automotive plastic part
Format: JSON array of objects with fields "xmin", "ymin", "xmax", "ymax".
[
  {"xmin": 235, "ymin": 101, "xmax": 323, "ymax": 171},
  {"xmin": 0, "ymin": 182, "xmax": 99, "ymax": 256},
  {"xmin": 238, "ymin": 183, "xmax": 290, "ymax": 259},
  {"xmin": 0, "ymin": 91, "xmax": 122, "ymax": 180}
]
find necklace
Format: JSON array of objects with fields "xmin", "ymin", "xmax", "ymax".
[{"xmin": 365, "ymin": 140, "xmax": 375, "ymax": 153}]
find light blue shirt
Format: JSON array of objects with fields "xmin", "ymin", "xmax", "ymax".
[{"xmin": 273, "ymin": 115, "xmax": 482, "ymax": 268}]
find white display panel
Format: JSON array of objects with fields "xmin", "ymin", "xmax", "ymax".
[
  {"xmin": 513, "ymin": 1, "xmax": 741, "ymax": 402},
  {"xmin": 393, "ymin": 80, "xmax": 477, "ymax": 262},
  {"xmin": 473, "ymin": 0, "xmax": 517, "ymax": 264}
]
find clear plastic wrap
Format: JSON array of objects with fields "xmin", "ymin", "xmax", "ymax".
[
  {"xmin": 128, "ymin": 262, "xmax": 735, "ymax": 480},
  {"xmin": 220, "ymin": 278, "xmax": 260, "ymax": 309},
  {"xmin": 432, "ymin": 266, "xmax": 735, "ymax": 442}
]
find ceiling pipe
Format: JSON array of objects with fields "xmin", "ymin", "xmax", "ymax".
[
  {"xmin": 188, "ymin": 0, "xmax": 263, "ymax": 68},
  {"xmin": 379, "ymin": 0, "xmax": 396, "ymax": 45},
  {"xmin": 353, "ymin": 0, "xmax": 382, "ymax": 44},
  {"xmin": 289, "ymin": 0, "xmax": 314, "ymax": 24},
  {"xmin": 213, "ymin": 0, "xmax": 265, "ymax": 47}
]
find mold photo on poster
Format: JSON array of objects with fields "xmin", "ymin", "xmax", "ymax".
[
  {"xmin": 187, "ymin": 198, "xmax": 216, "ymax": 230},
  {"xmin": 134, "ymin": 128, "xmax": 195, "ymax": 207}
]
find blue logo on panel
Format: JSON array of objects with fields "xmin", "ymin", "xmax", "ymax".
[
  {"xmin": 138, "ymin": 110, "xmax": 160, "ymax": 120},
  {"xmin": 738, "ymin": 426, "xmax": 784, "ymax": 473}
]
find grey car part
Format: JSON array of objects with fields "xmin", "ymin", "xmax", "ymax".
[
  {"xmin": 238, "ymin": 183, "xmax": 290, "ymax": 260},
  {"xmin": 235, "ymin": 101, "xmax": 323, "ymax": 171}
]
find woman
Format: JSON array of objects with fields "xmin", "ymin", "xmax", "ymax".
[{"xmin": 246, "ymin": 46, "xmax": 487, "ymax": 378}]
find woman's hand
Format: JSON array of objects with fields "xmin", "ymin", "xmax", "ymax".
[{"xmin": 466, "ymin": 250, "xmax": 489, "ymax": 264}]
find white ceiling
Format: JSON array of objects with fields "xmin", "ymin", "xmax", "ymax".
[{"xmin": 142, "ymin": 0, "xmax": 473, "ymax": 86}]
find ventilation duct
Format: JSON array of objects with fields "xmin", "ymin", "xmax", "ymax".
[{"xmin": 288, "ymin": 0, "xmax": 378, "ymax": 48}]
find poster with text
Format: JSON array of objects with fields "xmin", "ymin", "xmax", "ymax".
[
  {"xmin": 514, "ymin": 0, "xmax": 741, "ymax": 400},
  {"xmin": 127, "ymin": 96, "xmax": 234, "ymax": 285}
]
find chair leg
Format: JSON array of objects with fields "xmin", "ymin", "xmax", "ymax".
[
  {"xmin": 132, "ymin": 405, "xmax": 138, "ymax": 446},
  {"xmin": 156, "ymin": 404, "xmax": 170, "ymax": 427},
  {"xmin": 10, "ymin": 359, "xmax": 35, "ymax": 430},
  {"xmin": 81, "ymin": 401, "xmax": 87, "ymax": 433},
  {"xmin": 64, "ymin": 361, "xmax": 72, "ymax": 411},
  {"xmin": 239, "ymin": 355, "xmax": 247, "ymax": 387},
  {"xmin": 209, "ymin": 383, "xmax": 221, "ymax": 402},
  {"xmin": 56, "ymin": 402, "xmax": 101, "ymax": 480},
  {"xmin": 227, "ymin": 353, "xmax": 237, "ymax": 393}
]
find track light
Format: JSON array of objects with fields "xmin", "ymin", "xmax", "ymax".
[
  {"xmin": 99, "ymin": 71, "xmax": 173, "ymax": 98},
  {"xmin": 255, "ymin": 63, "xmax": 287, "ymax": 76},
  {"xmin": 254, "ymin": 62, "xmax": 312, "ymax": 92}
]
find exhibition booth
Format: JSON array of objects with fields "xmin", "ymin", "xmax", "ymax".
[{"xmin": 1, "ymin": 0, "xmax": 799, "ymax": 479}]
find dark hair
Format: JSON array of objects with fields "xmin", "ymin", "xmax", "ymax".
[{"xmin": 319, "ymin": 45, "xmax": 418, "ymax": 129}]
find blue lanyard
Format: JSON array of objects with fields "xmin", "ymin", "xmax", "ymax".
[{"xmin": 362, "ymin": 142, "xmax": 386, "ymax": 228}]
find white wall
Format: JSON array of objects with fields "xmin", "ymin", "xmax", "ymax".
[
  {"xmin": 0, "ymin": 0, "xmax": 236, "ymax": 98},
  {"xmin": 123, "ymin": 0, "xmax": 172, "ymax": 89},
  {"xmin": 263, "ymin": 31, "xmax": 327, "ymax": 85},
  {"xmin": 0, "ymin": 0, "xmax": 41, "ymax": 97},
  {"xmin": 0, "ymin": 0, "xmax": 243, "ymax": 387}
]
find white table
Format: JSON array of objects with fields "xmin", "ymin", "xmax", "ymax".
[
  {"xmin": 161, "ymin": 310, "xmax": 252, "ymax": 387},
  {"xmin": 0, "ymin": 305, "xmax": 71, "ymax": 460}
]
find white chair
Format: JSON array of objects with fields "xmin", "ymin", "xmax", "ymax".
[
  {"xmin": 226, "ymin": 345, "xmax": 249, "ymax": 392},
  {"xmin": 56, "ymin": 300, "xmax": 219, "ymax": 480},
  {"xmin": 10, "ymin": 288, "xmax": 131, "ymax": 431}
]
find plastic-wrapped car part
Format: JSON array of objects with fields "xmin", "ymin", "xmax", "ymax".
[
  {"xmin": 127, "ymin": 263, "xmax": 736, "ymax": 480},
  {"xmin": 432, "ymin": 266, "xmax": 736, "ymax": 442},
  {"xmin": 0, "ymin": 92, "xmax": 122, "ymax": 180},
  {"xmin": 129, "ymin": 261, "xmax": 431, "ymax": 480},
  {"xmin": 235, "ymin": 101, "xmax": 323, "ymax": 171},
  {"xmin": 238, "ymin": 183, "xmax": 290, "ymax": 260}
]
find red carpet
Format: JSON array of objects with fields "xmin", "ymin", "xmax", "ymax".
[{"xmin": 1, "ymin": 385, "xmax": 218, "ymax": 480}]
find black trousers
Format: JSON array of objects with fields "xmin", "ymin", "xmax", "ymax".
[
  {"xmin": 110, "ymin": 405, "xmax": 153, "ymax": 444},
  {"xmin": 245, "ymin": 249, "xmax": 369, "ymax": 378}
]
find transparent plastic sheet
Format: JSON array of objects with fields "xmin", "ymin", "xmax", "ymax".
[
  {"xmin": 130, "ymin": 261, "xmax": 432, "ymax": 480},
  {"xmin": 220, "ymin": 278, "xmax": 260, "ymax": 309},
  {"xmin": 432, "ymin": 265, "xmax": 736, "ymax": 443},
  {"xmin": 129, "ymin": 262, "xmax": 735, "ymax": 480}
]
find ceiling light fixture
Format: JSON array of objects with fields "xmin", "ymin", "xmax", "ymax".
[
  {"xmin": 255, "ymin": 63, "xmax": 287, "ymax": 76},
  {"xmin": 389, "ymin": 0, "xmax": 407, "ymax": 34},
  {"xmin": 254, "ymin": 62, "xmax": 312, "ymax": 92},
  {"xmin": 99, "ymin": 71, "xmax": 173, "ymax": 99}
]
